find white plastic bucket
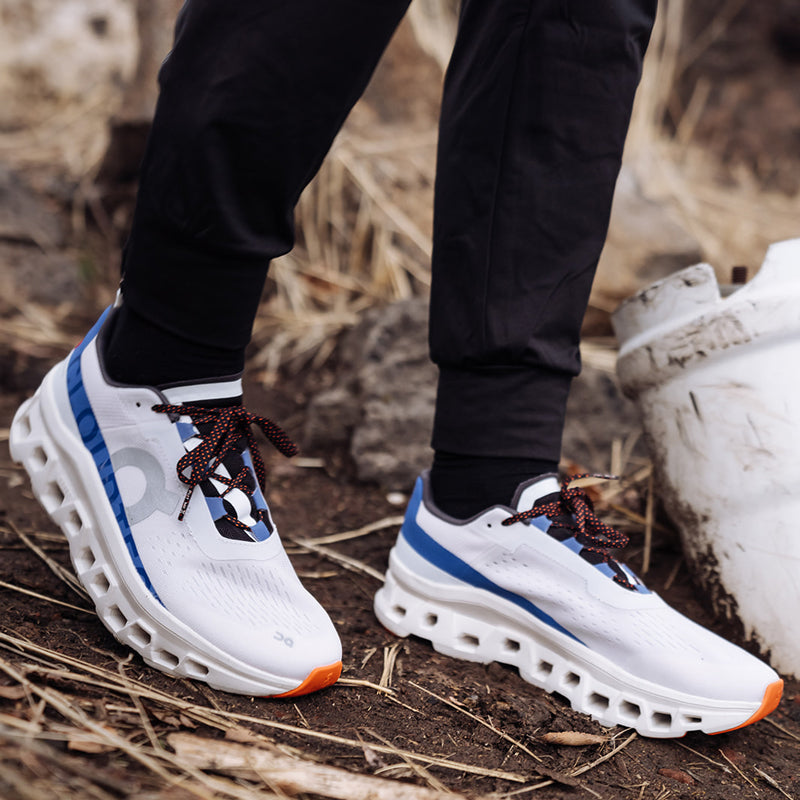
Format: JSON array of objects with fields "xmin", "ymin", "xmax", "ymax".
[{"xmin": 612, "ymin": 238, "xmax": 800, "ymax": 676}]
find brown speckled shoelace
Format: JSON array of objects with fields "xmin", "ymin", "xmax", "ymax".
[
  {"xmin": 503, "ymin": 473, "xmax": 635, "ymax": 590},
  {"xmin": 152, "ymin": 403, "xmax": 297, "ymax": 521}
]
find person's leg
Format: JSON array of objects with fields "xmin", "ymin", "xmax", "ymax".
[
  {"xmin": 375, "ymin": 0, "xmax": 783, "ymax": 737},
  {"xmin": 429, "ymin": 0, "xmax": 653, "ymax": 517},
  {"xmin": 12, "ymin": 0, "xmax": 411, "ymax": 697},
  {"xmin": 107, "ymin": 0, "xmax": 411, "ymax": 387}
]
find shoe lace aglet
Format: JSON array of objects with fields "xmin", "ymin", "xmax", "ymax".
[{"xmin": 178, "ymin": 485, "xmax": 195, "ymax": 521}]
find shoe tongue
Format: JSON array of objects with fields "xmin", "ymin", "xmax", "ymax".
[
  {"xmin": 161, "ymin": 378, "xmax": 243, "ymax": 406},
  {"xmin": 511, "ymin": 473, "xmax": 561, "ymax": 512}
]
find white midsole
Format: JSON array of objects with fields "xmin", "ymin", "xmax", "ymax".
[{"xmin": 374, "ymin": 539, "xmax": 765, "ymax": 737}]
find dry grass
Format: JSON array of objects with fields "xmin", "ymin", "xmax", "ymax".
[
  {"xmin": 2, "ymin": 442, "xmax": 791, "ymax": 800},
  {"xmin": 1, "ymin": 0, "xmax": 797, "ymax": 376},
  {"xmin": 0, "ymin": 456, "xmax": 656, "ymax": 800},
  {"xmin": 248, "ymin": 128, "xmax": 437, "ymax": 382},
  {"xmin": 625, "ymin": 0, "xmax": 800, "ymax": 274},
  {"xmin": 253, "ymin": 0, "xmax": 800, "ymax": 377},
  {"xmin": 0, "ymin": 614, "xmax": 582, "ymax": 797},
  {"xmin": 2, "ymin": 6, "xmax": 800, "ymax": 800}
]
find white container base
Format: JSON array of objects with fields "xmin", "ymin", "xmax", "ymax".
[{"xmin": 612, "ymin": 238, "xmax": 800, "ymax": 677}]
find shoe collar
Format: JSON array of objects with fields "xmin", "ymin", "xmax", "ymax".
[
  {"xmin": 512, "ymin": 472, "xmax": 561, "ymax": 512},
  {"xmin": 161, "ymin": 378, "xmax": 243, "ymax": 406}
]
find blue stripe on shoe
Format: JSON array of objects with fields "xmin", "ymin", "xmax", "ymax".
[
  {"xmin": 205, "ymin": 496, "xmax": 226, "ymax": 521},
  {"xmin": 401, "ymin": 478, "xmax": 582, "ymax": 644},
  {"xmin": 66, "ymin": 308, "xmax": 162, "ymax": 603},
  {"xmin": 249, "ymin": 520, "xmax": 271, "ymax": 542},
  {"xmin": 176, "ymin": 422, "xmax": 198, "ymax": 442}
]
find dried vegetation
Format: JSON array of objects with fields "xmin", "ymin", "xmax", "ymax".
[{"xmin": 2, "ymin": 1, "xmax": 800, "ymax": 798}]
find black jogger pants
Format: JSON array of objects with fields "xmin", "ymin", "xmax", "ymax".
[{"xmin": 120, "ymin": 0, "xmax": 657, "ymax": 463}]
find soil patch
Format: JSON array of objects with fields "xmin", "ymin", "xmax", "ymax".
[{"xmin": 2, "ymin": 359, "xmax": 799, "ymax": 799}]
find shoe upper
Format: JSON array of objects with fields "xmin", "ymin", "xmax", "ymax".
[
  {"xmin": 62, "ymin": 309, "xmax": 341, "ymax": 680},
  {"xmin": 399, "ymin": 472, "xmax": 778, "ymax": 702}
]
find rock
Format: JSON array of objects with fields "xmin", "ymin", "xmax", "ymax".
[
  {"xmin": 0, "ymin": 166, "xmax": 83, "ymax": 308},
  {"xmin": 0, "ymin": 165, "xmax": 64, "ymax": 250},
  {"xmin": 0, "ymin": 244, "xmax": 84, "ymax": 308},
  {"xmin": 302, "ymin": 386, "xmax": 360, "ymax": 449},
  {"xmin": 304, "ymin": 298, "xmax": 436, "ymax": 490}
]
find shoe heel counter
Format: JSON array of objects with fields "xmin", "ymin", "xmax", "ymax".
[{"xmin": 398, "ymin": 476, "xmax": 425, "ymax": 548}]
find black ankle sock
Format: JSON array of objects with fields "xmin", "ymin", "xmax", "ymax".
[
  {"xmin": 430, "ymin": 451, "xmax": 559, "ymax": 519},
  {"xmin": 104, "ymin": 304, "xmax": 245, "ymax": 387}
]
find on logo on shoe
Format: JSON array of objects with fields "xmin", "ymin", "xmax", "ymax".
[{"xmin": 110, "ymin": 447, "xmax": 181, "ymax": 525}]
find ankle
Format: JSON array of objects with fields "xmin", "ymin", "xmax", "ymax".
[
  {"xmin": 429, "ymin": 451, "xmax": 559, "ymax": 519},
  {"xmin": 103, "ymin": 304, "xmax": 245, "ymax": 387}
]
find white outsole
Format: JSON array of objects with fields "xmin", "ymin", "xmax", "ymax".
[
  {"xmin": 374, "ymin": 549, "xmax": 771, "ymax": 738},
  {"xmin": 9, "ymin": 371, "xmax": 311, "ymax": 696}
]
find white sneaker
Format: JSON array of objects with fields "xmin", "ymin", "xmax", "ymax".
[
  {"xmin": 10, "ymin": 305, "xmax": 342, "ymax": 696},
  {"xmin": 374, "ymin": 472, "xmax": 782, "ymax": 737}
]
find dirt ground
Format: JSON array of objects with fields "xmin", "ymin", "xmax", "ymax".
[
  {"xmin": 2, "ymin": 346, "xmax": 800, "ymax": 800},
  {"xmin": 3, "ymin": 1, "xmax": 800, "ymax": 798}
]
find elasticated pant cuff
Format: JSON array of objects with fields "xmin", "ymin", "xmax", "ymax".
[
  {"xmin": 431, "ymin": 364, "xmax": 572, "ymax": 462},
  {"xmin": 122, "ymin": 222, "xmax": 269, "ymax": 352}
]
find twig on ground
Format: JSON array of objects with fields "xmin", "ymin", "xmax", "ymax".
[
  {"xmin": 764, "ymin": 717, "xmax": 800, "ymax": 744},
  {"xmin": 0, "ymin": 713, "xmax": 43, "ymax": 735},
  {"xmin": 719, "ymin": 748, "xmax": 760, "ymax": 794},
  {"xmin": 674, "ymin": 741, "xmax": 730, "ymax": 772},
  {"xmin": 290, "ymin": 538, "xmax": 385, "ymax": 582},
  {"xmin": 755, "ymin": 767, "xmax": 796, "ymax": 800},
  {"xmin": 383, "ymin": 693, "xmax": 427, "ymax": 716},
  {"xmin": 9, "ymin": 520, "xmax": 89, "ymax": 601},
  {"xmin": 496, "ymin": 780, "xmax": 561, "ymax": 797},
  {"xmin": 539, "ymin": 731, "xmax": 608, "ymax": 746},
  {"xmin": 663, "ymin": 556, "xmax": 684, "ymax": 591},
  {"xmin": 337, "ymin": 677, "xmax": 395, "ymax": 695},
  {"xmin": 0, "ymin": 578, "xmax": 93, "ymax": 615},
  {"xmin": 379, "ymin": 642, "xmax": 402, "ymax": 689},
  {"xmin": 569, "ymin": 731, "xmax": 638, "ymax": 777},
  {"xmin": 305, "ymin": 515, "xmax": 404, "ymax": 546},
  {"xmin": 118, "ymin": 658, "xmax": 162, "ymax": 753},
  {"xmin": 169, "ymin": 732, "xmax": 475, "ymax": 800},
  {"xmin": 365, "ymin": 727, "xmax": 453, "ymax": 795}
]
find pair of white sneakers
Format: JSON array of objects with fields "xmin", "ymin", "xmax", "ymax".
[{"xmin": 9, "ymin": 304, "xmax": 782, "ymax": 735}]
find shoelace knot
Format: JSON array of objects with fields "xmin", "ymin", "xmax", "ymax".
[{"xmin": 502, "ymin": 473, "xmax": 635, "ymax": 590}]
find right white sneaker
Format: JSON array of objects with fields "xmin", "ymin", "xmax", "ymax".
[
  {"xmin": 374, "ymin": 471, "xmax": 783, "ymax": 737},
  {"xmin": 10, "ymin": 304, "xmax": 342, "ymax": 697}
]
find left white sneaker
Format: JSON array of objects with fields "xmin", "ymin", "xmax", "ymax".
[
  {"xmin": 10, "ymin": 304, "xmax": 342, "ymax": 697},
  {"xmin": 374, "ymin": 471, "xmax": 782, "ymax": 737}
]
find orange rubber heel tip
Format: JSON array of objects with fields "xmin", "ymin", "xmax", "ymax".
[
  {"xmin": 714, "ymin": 678, "xmax": 784, "ymax": 734},
  {"xmin": 272, "ymin": 661, "xmax": 343, "ymax": 698}
]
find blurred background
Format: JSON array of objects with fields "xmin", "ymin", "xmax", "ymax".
[
  {"xmin": 1, "ymin": 0, "xmax": 799, "ymax": 384},
  {"xmin": 3, "ymin": 7, "xmax": 800, "ymax": 792}
]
